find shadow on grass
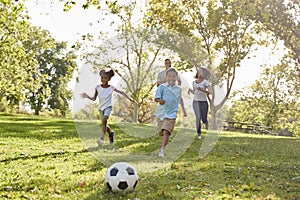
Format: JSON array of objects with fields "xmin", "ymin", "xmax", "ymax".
[
  {"xmin": 174, "ymin": 132, "xmax": 300, "ymax": 198},
  {"xmin": 85, "ymin": 191, "xmax": 141, "ymax": 200},
  {"xmin": 0, "ymin": 146, "xmax": 106, "ymax": 164},
  {"xmin": 72, "ymin": 133, "xmax": 300, "ymax": 199},
  {"xmin": 0, "ymin": 118, "xmax": 79, "ymax": 140},
  {"xmin": 179, "ymin": 131, "xmax": 300, "ymax": 162},
  {"xmin": 0, "ymin": 148, "xmax": 91, "ymax": 163}
]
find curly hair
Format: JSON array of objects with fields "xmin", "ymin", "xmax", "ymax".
[{"xmin": 99, "ymin": 69, "xmax": 115, "ymax": 79}]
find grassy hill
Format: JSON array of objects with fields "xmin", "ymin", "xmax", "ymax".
[{"xmin": 0, "ymin": 113, "xmax": 299, "ymax": 199}]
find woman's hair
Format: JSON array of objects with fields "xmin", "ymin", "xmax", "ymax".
[
  {"xmin": 99, "ymin": 69, "xmax": 115, "ymax": 79},
  {"xmin": 195, "ymin": 68, "xmax": 204, "ymax": 79},
  {"xmin": 166, "ymin": 67, "xmax": 178, "ymax": 76}
]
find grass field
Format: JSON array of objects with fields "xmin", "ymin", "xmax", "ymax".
[{"xmin": 0, "ymin": 113, "xmax": 299, "ymax": 200}]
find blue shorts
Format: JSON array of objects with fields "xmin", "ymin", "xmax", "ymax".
[{"xmin": 99, "ymin": 106, "xmax": 112, "ymax": 118}]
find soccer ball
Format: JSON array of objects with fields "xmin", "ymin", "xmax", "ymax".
[{"xmin": 105, "ymin": 162, "xmax": 138, "ymax": 192}]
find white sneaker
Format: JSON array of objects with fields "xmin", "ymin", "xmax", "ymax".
[
  {"xmin": 96, "ymin": 138, "xmax": 104, "ymax": 147},
  {"xmin": 198, "ymin": 135, "xmax": 202, "ymax": 139},
  {"xmin": 158, "ymin": 149, "xmax": 164, "ymax": 157}
]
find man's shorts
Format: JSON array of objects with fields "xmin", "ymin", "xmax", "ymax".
[
  {"xmin": 99, "ymin": 106, "xmax": 112, "ymax": 119},
  {"xmin": 157, "ymin": 118, "xmax": 176, "ymax": 136}
]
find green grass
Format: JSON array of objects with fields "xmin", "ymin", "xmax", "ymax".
[{"xmin": 0, "ymin": 113, "xmax": 299, "ymax": 199}]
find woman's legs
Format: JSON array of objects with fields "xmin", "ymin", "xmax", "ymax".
[
  {"xmin": 193, "ymin": 101, "xmax": 202, "ymax": 136},
  {"xmin": 199, "ymin": 101, "xmax": 209, "ymax": 129}
]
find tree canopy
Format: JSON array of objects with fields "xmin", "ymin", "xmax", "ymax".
[
  {"xmin": 0, "ymin": 0, "xmax": 77, "ymax": 116},
  {"xmin": 0, "ymin": 1, "xmax": 40, "ymax": 106},
  {"xmin": 229, "ymin": 54, "xmax": 299, "ymax": 136},
  {"xmin": 80, "ymin": 1, "xmax": 163, "ymax": 123},
  {"xmin": 148, "ymin": 0, "xmax": 265, "ymax": 128}
]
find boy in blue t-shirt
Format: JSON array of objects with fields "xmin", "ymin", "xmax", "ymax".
[{"xmin": 155, "ymin": 68, "xmax": 186, "ymax": 157}]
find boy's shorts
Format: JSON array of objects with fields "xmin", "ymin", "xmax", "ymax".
[
  {"xmin": 157, "ymin": 118, "xmax": 176, "ymax": 136},
  {"xmin": 99, "ymin": 106, "xmax": 112, "ymax": 119}
]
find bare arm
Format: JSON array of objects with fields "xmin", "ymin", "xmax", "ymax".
[
  {"xmin": 197, "ymin": 86, "xmax": 212, "ymax": 95},
  {"xmin": 180, "ymin": 97, "xmax": 187, "ymax": 117},
  {"xmin": 207, "ymin": 86, "xmax": 213, "ymax": 95},
  {"xmin": 114, "ymin": 89, "xmax": 137, "ymax": 103},
  {"xmin": 80, "ymin": 89, "xmax": 97, "ymax": 101},
  {"xmin": 188, "ymin": 88, "xmax": 195, "ymax": 95},
  {"xmin": 177, "ymin": 76, "xmax": 182, "ymax": 86}
]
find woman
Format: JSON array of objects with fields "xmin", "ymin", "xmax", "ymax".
[{"xmin": 188, "ymin": 68, "xmax": 212, "ymax": 139}]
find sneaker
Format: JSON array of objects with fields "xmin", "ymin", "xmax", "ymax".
[
  {"xmin": 198, "ymin": 135, "xmax": 202, "ymax": 140},
  {"xmin": 109, "ymin": 131, "xmax": 115, "ymax": 144},
  {"xmin": 96, "ymin": 138, "xmax": 104, "ymax": 147},
  {"xmin": 158, "ymin": 149, "xmax": 164, "ymax": 157}
]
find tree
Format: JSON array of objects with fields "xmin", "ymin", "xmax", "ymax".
[
  {"xmin": 0, "ymin": 0, "xmax": 41, "ymax": 109},
  {"xmin": 82, "ymin": 1, "xmax": 165, "ymax": 123},
  {"xmin": 23, "ymin": 26, "xmax": 54, "ymax": 115},
  {"xmin": 46, "ymin": 42, "xmax": 77, "ymax": 117},
  {"xmin": 50, "ymin": 0, "xmax": 300, "ymax": 63},
  {"xmin": 148, "ymin": 0, "xmax": 261, "ymax": 129},
  {"xmin": 252, "ymin": 0, "xmax": 300, "ymax": 63},
  {"xmin": 53, "ymin": 0, "xmax": 299, "ymax": 125},
  {"xmin": 24, "ymin": 26, "xmax": 77, "ymax": 116},
  {"xmin": 59, "ymin": 0, "xmax": 102, "ymax": 11},
  {"xmin": 230, "ymin": 54, "xmax": 299, "ymax": 136},
  {"xmin": 0, "ymin": 1, "xmax": 77, "ymax": 116}
]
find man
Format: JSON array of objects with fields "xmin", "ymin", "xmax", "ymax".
[{"xmin": 157, "ymin": 59, "xmax": 181, "ymax": 87}]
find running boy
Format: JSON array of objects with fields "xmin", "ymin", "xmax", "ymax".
[
  {"xmin": 80, "ymin": 69, "xmax": 135, "ymax": 146},
  {"xmin": 155, "ymin": 68, "xmax": 186, "ymax": 157}
]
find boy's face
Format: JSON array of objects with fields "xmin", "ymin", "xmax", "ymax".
[
  {"xmin": 101, "ymin": 74, "xmax": 110, "ymax": 84},
  {"xmin": 166, "ymin": 71, "xmax": 178, "ymax": 86}
]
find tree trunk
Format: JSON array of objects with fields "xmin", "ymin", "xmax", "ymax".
[
  {"xmin": 133, "ymin": 103, "xmax": 138, "ymax": 123},
  {"xmin": 34, "ymin": 107, "xmax": 39, "ymax": 115},
  {"xmin": 210, "ymin": 104, "xmax": 218, "ymax": 130}
]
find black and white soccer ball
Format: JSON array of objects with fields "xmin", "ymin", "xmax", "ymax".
[{"xmin": 105, "ymin": 162, "xmax": 139, "ymax": 192}]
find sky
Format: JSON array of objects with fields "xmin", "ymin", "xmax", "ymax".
[
  {"xmin": 25, "ymin": 1, "xmax": 102, "ymax": 44},
  {"xmin": 25, "ymin": 0, "xmax": 285, "ymax": 105}
]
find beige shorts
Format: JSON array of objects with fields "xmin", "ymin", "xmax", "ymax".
[{"xmin": 157, "ymin": 118, "xmax": 176, "ymax": 136}]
